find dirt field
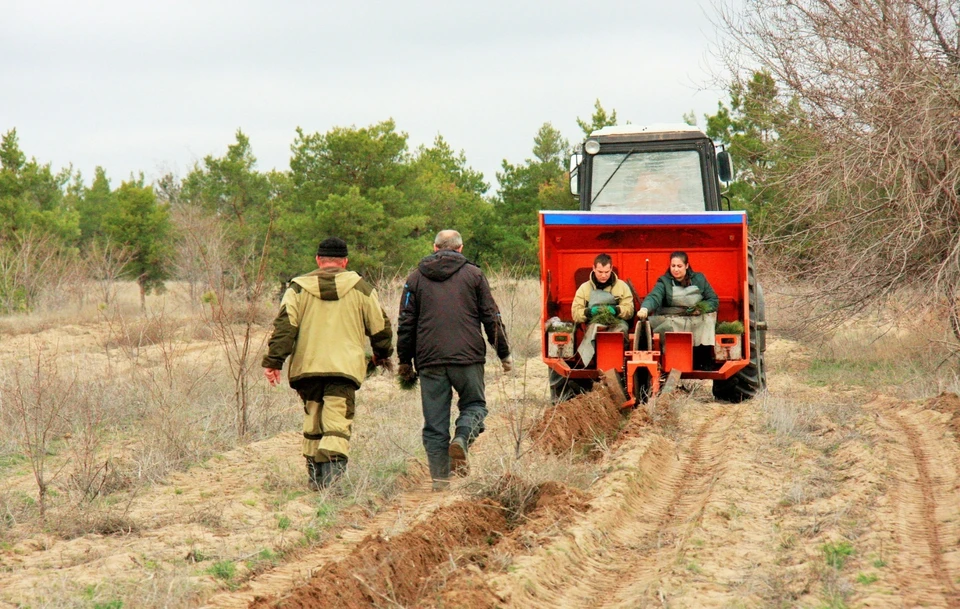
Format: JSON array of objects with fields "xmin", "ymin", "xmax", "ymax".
[
  {"xmin": 1, "ymin": 282, "xmax": 960, "ymax": 608},
  {"xmin": 224, "ymin": 343, "xmax": 960, "ymax": 608}
]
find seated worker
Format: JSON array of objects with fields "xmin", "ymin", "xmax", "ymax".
[
  {"xmin": 638, "ymin": 251, "xmax": 719, "ymax": 367},
  {"xmin": 571, "ymin": 253, "xmax": 635, "ymax": 365}
]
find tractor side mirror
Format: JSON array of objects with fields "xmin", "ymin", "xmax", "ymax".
[
  {"xmin": 717, "ymin": 150, "xmax": 734, "ymax": 183},
  {"xmin": 569, "ymin": 153, "xmax": 582, "ymax": 196}
]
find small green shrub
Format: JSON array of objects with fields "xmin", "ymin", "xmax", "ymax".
[
  {"xmin": 207, "ymin": 560, "xmax": 236, "ymax": 581},
  {"xmin": 822, "ymin": 541, "xmax": 854, "ymax": 569}
]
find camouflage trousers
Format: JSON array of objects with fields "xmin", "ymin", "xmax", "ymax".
[{"xmin": 293, "ymin": 376, "xmax": 357, "ymax": 463}]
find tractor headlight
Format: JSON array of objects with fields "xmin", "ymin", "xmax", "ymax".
[{"xmin": 584, "ymin": 139, "xmax": 601, "ymax": 155}]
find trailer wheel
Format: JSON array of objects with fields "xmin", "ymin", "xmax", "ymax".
[
  {"xmin": 713, "ymin": 251, "xmax": 767, "ymax": 402},
  {"xmin": 549, "ymin": 369, "xmax": 593, "ymax": 404}
]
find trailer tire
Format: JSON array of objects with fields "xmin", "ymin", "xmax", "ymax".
[
  {"xmin": 549, "ymin": 369, "xmax": 593, "ymax": 404},
  {"xmin": 713, "ymin": 252, "xmax": 767, "ymax": 402}
]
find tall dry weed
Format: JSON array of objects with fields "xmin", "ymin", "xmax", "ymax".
[{"xmin": 488, "ymin": 272, "xmax": 542, "ymax": 360}]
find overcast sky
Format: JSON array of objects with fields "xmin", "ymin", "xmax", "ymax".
[{"xmin": 2, "ymin": 0, "xmax": 731, "ymax": 192}]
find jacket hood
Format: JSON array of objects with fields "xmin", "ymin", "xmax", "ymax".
[
  {"xmin": 418, "ymin": 250, "xmax": 468, "ymax": 281},
  {"xmin": 292, "ymin": 267, "xmax": 362, "ymax": 300}
]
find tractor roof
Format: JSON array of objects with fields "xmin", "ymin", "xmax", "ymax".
[{"xmin": 589, "ymin": 123, "xmax": 708, "ymax": 143}]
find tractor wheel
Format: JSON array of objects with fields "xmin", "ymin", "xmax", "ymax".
[
  {"xmin": 549, "ymin": 369, "xmax": 593, "ymax": 405},
  {"xmin": 713, "ymin": 251, "xmax": 767, "ymax": 402}
]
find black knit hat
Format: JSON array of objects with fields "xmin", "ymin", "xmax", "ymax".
[{"xmin": 316, "ymin": 237, "xmax": 348, "ymax": 258}]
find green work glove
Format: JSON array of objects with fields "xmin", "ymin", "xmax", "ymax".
[{"xmin": 589, "ymin": 305, "xmax": 617, "ymax": 317}]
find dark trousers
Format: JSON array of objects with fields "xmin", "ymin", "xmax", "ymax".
[{"xmin": 419, "ymin": 363, "xmax": 487, "ymax": 459}]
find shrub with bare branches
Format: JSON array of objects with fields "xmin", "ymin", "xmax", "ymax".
[
  {"xmin": 83, "ymin": 239, "xmax": 133, "ymax": 306},
  {"xmin": 0, "ymin": 230, "xmax": 75, "ymax": 313},
  {"xmin": 0, "ymin": 342, "xmax": 74, "ymax": 520},
  {"xmin": 717, "ymin": 0, "xmax": 960, "ymax": 335},
  {"xmin": 175, "ymin": 207, "xmax": 275, "ymax": 438}
]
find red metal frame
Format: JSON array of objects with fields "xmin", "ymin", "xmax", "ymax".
[{"xmin": 540, "ymin": 212, "xmax": 751, "ymax": 403}]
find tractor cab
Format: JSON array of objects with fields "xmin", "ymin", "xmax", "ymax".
[
  {"xmin": 540, "ymin": 125, "xmax": 765, "ymax": 405},
  {"xmin": 570, "ymin": 124, "xmax": 733, "ymax": 213}
]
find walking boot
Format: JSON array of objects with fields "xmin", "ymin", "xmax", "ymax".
[
  {"xmin": 448, "ymin": 436, "xmax": 469, "ymax": 477},
  {"xmin": 319, "ymin": 457, "xmax": 347, "ymax": 488},
  {"xmin": 427, "ymin": 452, "xmax": 450, "ymax": 491}
]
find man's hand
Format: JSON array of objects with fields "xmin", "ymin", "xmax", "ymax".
[
  {"xmin": 264, "ymin": 368, "xmax": 282, "ymax": 386},
  {"xmin": 372, "ymin": 354, "xmax": 395, "ymax": 372},
  {"xmin": 638, "ymin": 307, "xmax": 649, "ymax": 320},
  {"xmin": 501, "ymin": 356, "xmax": 514, "ymax": 373},
  {"xmin": 397, "ymin": 363, "xmax": 417, "ymax": 383}
]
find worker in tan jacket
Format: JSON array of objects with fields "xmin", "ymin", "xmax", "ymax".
[
  {"xmin": 571, "ymin": 253, "xmax": 635, "ymax": 324},
  {"xmin": 262, "ymin": 237, "xmax": 393, "ymax": 489},
  {"xmin": 570, "ymin": 253, "xmax": 634, "ymax": 365}
]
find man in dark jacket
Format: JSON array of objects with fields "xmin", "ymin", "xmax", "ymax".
[{"xmin": 397, "ymin": 229, "xmax": 512, "ymax": 490}]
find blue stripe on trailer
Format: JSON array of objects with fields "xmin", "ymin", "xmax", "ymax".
[{"xmin": 541, "ymin": 211, "xmax": 745, "ymax": 226}]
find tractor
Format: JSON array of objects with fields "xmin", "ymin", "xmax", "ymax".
[{"xmin": 540, "ymin": 124, "xmax": 767, "ymax": 405}]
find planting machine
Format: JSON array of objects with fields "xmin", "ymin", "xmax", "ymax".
[{"xmin": 540, "ymin": 124, "xmax": 767, "ymax": 405}]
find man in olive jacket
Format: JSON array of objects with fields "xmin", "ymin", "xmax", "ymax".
[
  {"xmin": 263, "ymin": 237, "xmax": 393, "ymax": 489},
  {"xmin": 571, "ymin": 253, "xmax": 635, "ymax": 324},
  {"xmin": 397, "ymin": 230, "xmax": 511, "ymax": 490}
]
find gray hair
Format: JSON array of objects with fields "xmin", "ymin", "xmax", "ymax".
[{"xmin": 434, "ymin": 229, "xmax": 463, "ymax": 251}]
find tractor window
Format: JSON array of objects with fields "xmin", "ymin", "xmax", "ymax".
[{"xmin": 590, "ymin": 150, "xmax": 706, "ymax": 212}]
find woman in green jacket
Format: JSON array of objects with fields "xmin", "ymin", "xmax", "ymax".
[{"xmin": 638, "ymin": 251, "xmax": 719, "ymax": 353}]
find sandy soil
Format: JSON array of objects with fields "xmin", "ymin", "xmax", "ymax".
[{"xmin": 3, "ymin": 325, "xmax": 960, "ymax": 608}]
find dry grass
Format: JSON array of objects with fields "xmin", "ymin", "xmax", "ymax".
[
  {"xmin": 488, "ymin": 273, "xmax": 543, "ymax": 360},
  {"xmin": 20, "ymin": 571, "xmax": 206, "ymax": 609},
  {"xmin": 0, "ymin": 284, "xmax": 300, "ymax": 542},
  {"xmin": 765, "ymin": 280, "xmax": 960, "ymax": 397}
]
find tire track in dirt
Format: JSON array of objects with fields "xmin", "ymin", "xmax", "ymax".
[
  {"xmin": 870, "ymin": 400, "xmax": 960, "ymax": 607},
  {"xmin": 611, "ymin": 399, "xmax": 799, "ymax": 606},
  {"xmin": 492, "ymin": 402, "xmax": 739, "ymax": 608}
]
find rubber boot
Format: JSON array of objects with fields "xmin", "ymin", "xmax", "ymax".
[
  {"xmin": 448, "ymin": 435, "xmax": 469, "ymax": 477},
  {"xmin": 319, "ymin": 457, "xmax": 347, "ymax": 488},
  {"xmin": 427, "ymin": 452, "xmax": 450, "ymax": 491},
  {"xmin": 306, "ymin": 458, "xmax": 322, "ymax": 490}
]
